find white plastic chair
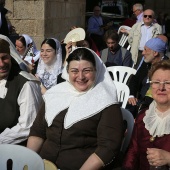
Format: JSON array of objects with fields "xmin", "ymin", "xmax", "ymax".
[
  {"xmin": 113, "ymin": 81, "xmax": 130, "ymax": 108},
  {"xmin": 118, "ymin": 25, "xmax": 131, "ymax": 48},
  {"xmin": 0, "ymin": 144, "xmax": 45, "ymax": 170},
  {"xmin": 107, "ymin": 66, "xmax": 137, "ymax": 84},
  {"xmin": 120, "ymin": 108, "xmax": 134, "ymax": 153}
]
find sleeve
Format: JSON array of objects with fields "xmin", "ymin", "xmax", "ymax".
[
  {"xmin": 123, "ymin": 50, "xmax": 133, "ymax": 67},
  {"xmin": 123, "ymin": 115, "xmax": 141, "ymax": 170},
  {"xmin": 128, "ymin": 62, "xmax": 148, "ymax": 97},
  {"xmin": 0, "ymin": 81, "xmax": 43, "ymax": 144},
  {"xmin": 128, "ymin": 74, "xmax": 138, "ymax": 97},
  {"xmin": 157, "ymin": 24, "xmax": 162, "ymax": 35},
  {"xmin": 29, "ymin": 102, "xmax": 47, "ymax": 139},
  {"xmin": 95, "ymin": 104, "xmax": 124, "ymax": 166},
  {"xmin": 87, "ymin": 17, "xmax": 101, "ymax": 34},
  {"xmin": 128, "ymin": 25, "xmax": 135, "ymax": 46}
]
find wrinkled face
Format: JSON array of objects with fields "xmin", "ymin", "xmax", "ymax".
[
  {"xmin": 142, "ymin": 46, "xmax": 155, "ymax": 63},
  {"xmin": 68, "ymin": 60, "xmax": 96, "ymax": 92},
  {"xmin": 151, "ymin": 69, "xmax": 170, "ymax": 108},
  {"xmin": 15, "ymin": 40, "xmax": 26, "ymax": 56},
  {"xmin": 106, "ymin": 38, "xmax": 118, "ymax": 52},
  {"xmin": 143, "ymin": 10, "xmax": 154, "ymax": 26},
  {"xmin": 93, "ymin": 6, "xmax": 101, "ymax": 17},
  {"xmin": 40, "ymin": 44, "xmax": 56, "ymax": 65},
  {"xmin": 0, "ymin": 53, "xmax": 11, "ymax": 80},
  {"xmin": 132, "ymin": 6, "xmax": 141, "ymax": 17}
]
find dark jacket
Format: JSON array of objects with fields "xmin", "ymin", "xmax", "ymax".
[
  {"xmin": 0, "ymin": 64, "xmax": 28, "ymax": 133},
  {"xmin": 29, "ymin": 104, "xmax": 123, "ymax": 170},
  {"xmin": 0, "ymin": 5, "xmax": 9, "ymax": 37}
]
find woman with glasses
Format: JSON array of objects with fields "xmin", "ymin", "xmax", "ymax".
[
  {"xmin": 123, "ymin": 60, "xmax": 170, "ymax": 170},
  {"xmin": 27, "ymin": 48, "xmax": 124, "ymax": 170}
]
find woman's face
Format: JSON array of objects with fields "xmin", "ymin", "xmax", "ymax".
[
  {"xmin": 15, "ymin": 40, "xmax": 26, "ymax": 56},
  {"xmin": 40, "ymin": 44, "xmax": 56, "ymax": 65},
  {"xmin": 151, "ymin": 69, "xmax": 170, "ymax": 107},
  {"xmin": 68, "ymin": 60, "xmax": 96, "ymax": 92}
]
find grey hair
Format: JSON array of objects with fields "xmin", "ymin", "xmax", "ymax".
[{"xmin": 133, "ymin": 3, "xmax": 143, "ymax": 11}]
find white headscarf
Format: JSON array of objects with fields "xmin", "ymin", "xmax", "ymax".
[
  {"xmin": 21, "ymin": 34, "xmax": 40, "ymax": 64},
  {"xmin": 36, "ymin": 38, "xmax": 63, "ymax": 89},
  {"xmin": 43, "ymin": 47, "xmax": 118, "ymax": 129},
  {"xmin": 0, "ymin": 34, "xmax": 39, "ymax": 81}
]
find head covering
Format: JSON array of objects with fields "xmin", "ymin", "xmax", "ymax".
[
  {"xmin": 43, "ymin": 47, "xmax": 118, "ymax": 129},
  {"xmin": 0, "ymin": 38, "xmax": 10, "ymax": 54},
  {"xmin": 0, "ymin": 34, "xmax": 39, "ymax": 81},
  {"xmin": 22, "ymin": 34, "xmax": 40, "ymax": 64},
  {"xmin": 36, "ymin": 38, "xmax": 63, "ymax": 89},
  {"xmin": 145, "ymin": 37, "xmax": 167, "ymax": 53}
]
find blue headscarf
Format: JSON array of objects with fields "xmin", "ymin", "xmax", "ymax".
[{"xmin": 145, "ymin": 37, "xmax": 167, "ymax": 53}]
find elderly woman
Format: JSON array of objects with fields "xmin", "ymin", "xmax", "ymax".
[
  {"xmin": 123, "ymin": 60, "xmax": 170, "ymax": 170},
  {"xmin": 36, "ymin": 38, "xmax": 64, "ymax": 94},
  {"xmin": 27, "ymin": 47, "xmax": 124, "ymax": 170}
]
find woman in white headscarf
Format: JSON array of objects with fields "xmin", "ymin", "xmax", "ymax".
[
  {"xmin": 15, "ymin": 34, "xmax": 40, "ymax": 64},
  {"xmin": 35, "ymin": 38, "xmax": 63, "ymax": 94},
  {"xmin": 27, "ymin": 47, "xmax": 124, "ymax": 170}
]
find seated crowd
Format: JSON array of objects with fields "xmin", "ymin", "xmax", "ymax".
[{"xmin": 0, "ymin": 3, "xmax": 170, "ymax": 170}]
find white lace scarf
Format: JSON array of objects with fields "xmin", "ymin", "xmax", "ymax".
[
  {"xmin": 36, "ymin": 38, "xmax": 62, "ymax": 89},
  {"xmin": 143, "ymin": 101, "xmax": 170, "ymax": 137}
]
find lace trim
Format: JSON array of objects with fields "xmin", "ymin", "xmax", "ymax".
[{"xmin": 143, "ymin": 101, "xmax": 170, "ymax": 137}]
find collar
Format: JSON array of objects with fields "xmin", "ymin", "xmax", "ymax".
[
  {"xmin": 141, "ymin": 22, "xmax": 154, "ymax": 27},
  {"xmin": 143, "ymin": 101, "xmax": 170, "ymax": 137},
  {"xmin": 137, "ymin": 12, "xmax": 143, "ymax": 19}
]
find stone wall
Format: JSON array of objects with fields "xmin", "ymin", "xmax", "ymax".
[{"xmin": 6, "ymin": 0, "xmax": 86, "ymax": 49}]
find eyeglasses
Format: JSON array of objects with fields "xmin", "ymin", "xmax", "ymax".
[
  {"xmin": 144, "ymin": 15, "xmax": 152, "ymax": 18},
  {"xmin": 150, "ymin": 81, "xmax": 170, "ymax": 89},
  {"xmin": 133, "ymin": 9, "xmax": 138, "ymax": 13}
]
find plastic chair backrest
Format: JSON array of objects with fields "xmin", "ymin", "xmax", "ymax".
[
  {"xmin": 120, "ymin": 108, "xmax": 134, "ymax": 153},
  {"xmin": 118, "ymin": 25, "xmax": 131, "ymax": 48},
  {"xmin": 113, "ymin": 81, "xmax": 130, "ymax": 108},
  {"xmin": 107, "ymin": 66, "xmax": 137, "ymax": 84},
  {"xmin": 0, "ymin": 144, "xmax": 45, "ymax": 170},
  {"xmin": 44, "ymin": 159, "xmax": 58, "ymax": 170}
]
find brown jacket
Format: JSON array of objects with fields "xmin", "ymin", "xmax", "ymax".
[{"xmin": 29, "ymin": 104, "xmax": 123, "ymax": 170}]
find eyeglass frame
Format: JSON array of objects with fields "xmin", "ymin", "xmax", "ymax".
[
  {"xmin": 149, "ymin": 81, "xmax": 170, "ymax": 89},
  {"xmin": 133, "ymin": 9, "xmax": 139, "ymax": 13},
  {"xmin": 144, "ymin": 15, "xmax": 152, "ymax": 19}
]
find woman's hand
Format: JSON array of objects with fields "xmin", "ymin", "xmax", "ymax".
[
  {"xmin": 24, "ymin": 61, "xmax": 35, "ymax": 73},
  {"xmin": 65, "ymin": 41, "xmax": 73, "ymax": 55},
  {"xmin": 147, "ymin": 148, "xmax": 170, "ymax": 167},
  {"xmin": 80, "ymin": 153, "xmax": 104, "ymax": 170},
  {"xmin": 63, "ymin": 41, "xmax": 76, "ymax": 66}
]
